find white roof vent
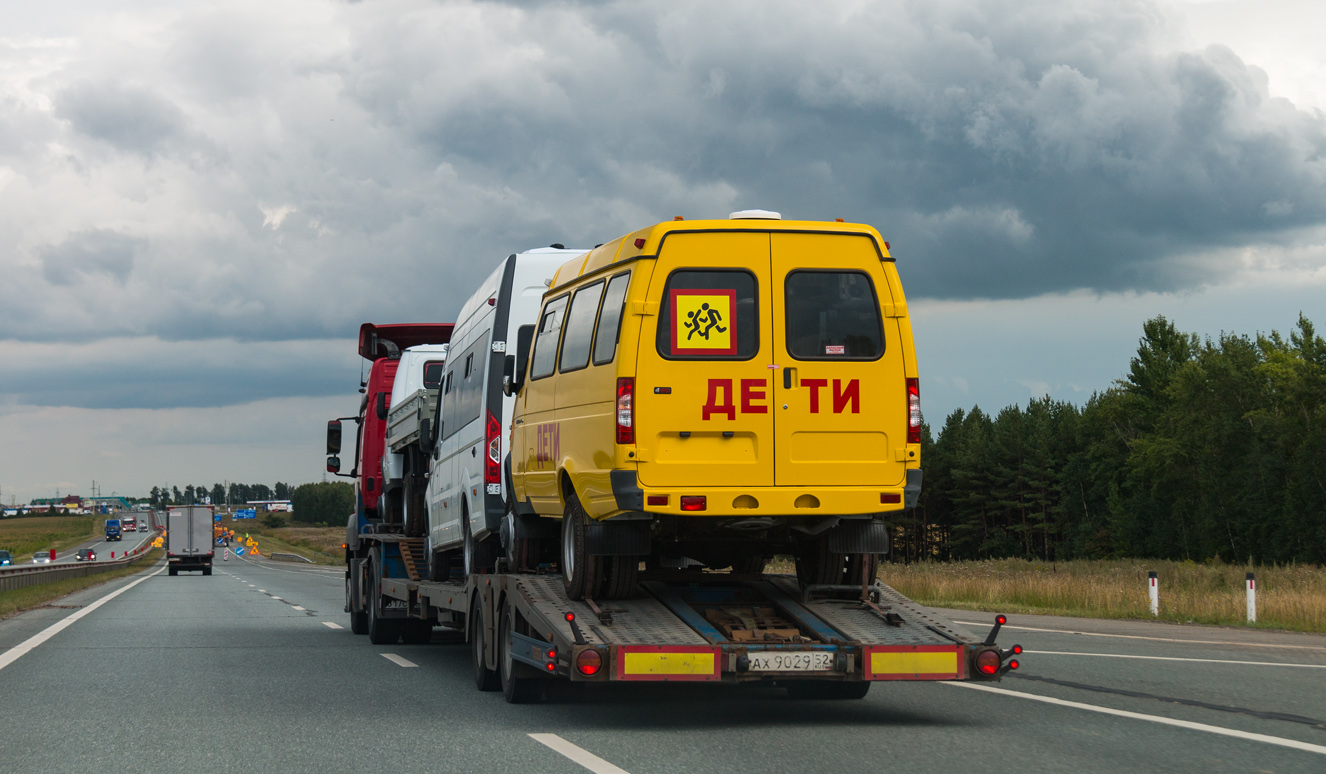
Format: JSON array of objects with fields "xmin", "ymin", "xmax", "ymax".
[{"xmin": 729, "ymin": 209, "xmax": 782, "ymax": 220}]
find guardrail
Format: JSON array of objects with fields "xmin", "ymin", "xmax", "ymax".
[
  {"xmin": 0, "ymin": 535, "xmax": 161, "ymax": 592},
  {"xmin": 269, "ymin": 552, "xmax": 313, "ymax": 564}
]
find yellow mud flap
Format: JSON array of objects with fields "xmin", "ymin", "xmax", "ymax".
[
  {"xmin": 614, "ymin": 646, "xmax": 721, "ymax": 682},
  {"xmin": 864, "ymin": 645, "xmax": 963, "ymax": 681}
]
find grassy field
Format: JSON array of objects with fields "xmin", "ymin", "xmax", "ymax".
[
  {"xmin": 872, "ymin": 558, "xmax": 1326, "ymax": 634},
  {"xmin": 222, "ymin": 520, "xmax": 342, "ymax": 565},
  {"xmin": 0, "ymin": 515, "xmax": 100, "ymax": 560},
  {"xmin": 0, "ymin": 549, "xmax": 163, "ymax": 621}
]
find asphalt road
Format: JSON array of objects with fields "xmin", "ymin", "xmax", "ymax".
[
  {"xmin": 38, "ymin": 527, "xmax": 157, "ymax": 565},
  {"xmin": 0, "ymin": 556, "xmax": 1323, "ymax": 773}
]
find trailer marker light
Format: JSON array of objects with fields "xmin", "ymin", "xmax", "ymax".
[
  {"xmin": 546, "ymin": 662, "xmax": 556, "ymax": 672},
  {"xmin": 546, "ymin": 649, "xmax": 556, "ymax": 660},
  {"xmin": 975, "ymin": 650, "xmax": 1001, "ymax": 676},
  {"xmin": 576, "ymin": 649, "xmax": 603, "ymax": 676},
  {"xmin": 1008, "ymin": 659, "xmax": 1019, "ymax": 670},
  {"xmin": 1012, "ymin": 645, "xmax": 1022, "ymax": 655},
  {"xmin": 680, "ymin": 496, "xmax": 706, "ymax": 511},
  {"xmin": 647, "ymin": 495, "xmax": 668, "ymax": 506},
  {"xmin": 996, "ymin": 615, "xmax": 1007, "ymax": 626},
  {"xmin": 565, "ymin": 612, "xmax": 575, "ymax": 622},
  {"xmin": 634, "ymin": 238, "xmax": 646, "ymax": 248}
]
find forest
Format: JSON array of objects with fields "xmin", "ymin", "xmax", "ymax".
[{"xmin": 894, "ymin": 314, "xmax": 1326, "ymax": 565}]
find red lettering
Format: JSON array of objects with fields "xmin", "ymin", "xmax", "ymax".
[
  {"xmin": 832, "ymin": 379, "xmax": 860, "ymax": 414},
  {"xmin": 802, "ymin": 378, "xmax": 827, "ymax": 413},
  {"xmin": 740, "ymin": 379, "xmax": 768, "ymax": 414},
  {"xmin": 702, "ymin": 379, "xmax": 736, "ymax": 420}
]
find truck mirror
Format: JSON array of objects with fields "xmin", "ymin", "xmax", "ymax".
[
  {"xmin": 376, "ymin": 391, "xmax": 389, "ymax": 421},
  {"xmin": 418, "ymin": 418, "xmax": 432, "ymax": 454},
  {"xmin": 327, "ymin": 455, "xmax": 341, "ymax": 473},
  {"xmin": 502, "ymin": 355, "xmax": 516, "ymax": 396},
  {"xmin": 514, "ymin": 324, "xmax": 535, "ymax": 394},
  {"xmin": 327, "ymin": 420, "xmax": 342, "ymax": 454}
]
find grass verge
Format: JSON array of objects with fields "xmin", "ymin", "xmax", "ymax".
[
  {"xmin": 0, "ymin": 549, "xmax": 164, "ymax": 621},
  {"xmin": 0, "ymin": 515, "xmax": 100, "ymax": 559},
  {"xmin": 875, "ymin": 558, "xmax": 1326, "ymax": 634},
  {"xmin": 222, "ymin": 522, "xmax": 342, "ymax": 565}
]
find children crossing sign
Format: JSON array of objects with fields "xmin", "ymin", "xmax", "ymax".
[{"xmin": 670, "ymin": 289, "xmax": 736, "ymax": 356}]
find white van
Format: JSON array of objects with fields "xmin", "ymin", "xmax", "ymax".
[
  {"xmin": 381, "ymin": 343, "xmax": 449, "ymax": 537},
  {"xmin": 424, "ymin": 247, "xmax": 586, "ymax": 579}
]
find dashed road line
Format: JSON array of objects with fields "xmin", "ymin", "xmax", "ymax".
[
  {"xmin": 322, "ymin": 622, "xmax": 343, "ymax": 630},
  {"xmin": 529, "ymin": 734, "xmax": 631, "ymax": 774},
  {"xmin": 943, "ymin": 682, "xmax": 1326, "ymax": 755},
  {"xmin": 381, "ymin": 653, "xmax": 418, "ymax": 668},
  {"xmin": 292, "ymin": 606, "xmax": 306, "ymax": 611}
]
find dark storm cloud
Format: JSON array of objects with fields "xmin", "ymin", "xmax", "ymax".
[
  {"xmin": 40, "ymin": 229, "xmax": 140, "ymax": 286},
  {"xmin": 3, "ymin": 0, "xmax": 1325, "ymax": 413},
  {"xmin": 54, "ymin": 80, "xmax": 189, "ymax": 156}
]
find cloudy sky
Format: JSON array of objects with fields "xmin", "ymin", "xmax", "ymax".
[{"xmin": 1, "ymin": 0, "xmax": 1323, "ymax": 504}]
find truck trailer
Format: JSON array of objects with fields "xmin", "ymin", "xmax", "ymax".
[{"xmin": 167, "ymin": 506, "xmax": 214, "ymax": 576}]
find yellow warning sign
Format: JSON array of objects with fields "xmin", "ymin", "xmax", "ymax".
[{"xmin": 670, "ymin": 289, "xmax": 736, "ymax": 356}]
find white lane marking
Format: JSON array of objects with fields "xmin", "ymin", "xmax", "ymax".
[
  {"xmin": 257, "ymin": 589, "xmax": 266, "ymax": 593},
  {"xmin": 322, "ymin": 622, "xmax": 343, "ymax": 630},
  {"xmin": 0, "ymin": 566, "xmax": 166, "ymax": 673},
  {"xmin": 529, "ymin": 734, "xmax": 631, "ymax": 774},
  {"xmin": 953, "ymin": 621, "xmax": 1326, "ymax": 651},
  {"xmin": 1026, "ymin": 650, "xmax": 1326, "ymax": 669},
  {"xmin": 381, "ymin": 653, "xmax": 418, "ymax": 668},
  {"xmin": 248, "ymin": 584, "xmax": 255, "ymax": 587},
  {"xmin": 943, "ymin": 682, "xmax": 1326, "ymax": 755},
  {"xmin": 270, "ymin": 596, "xmax": 282, "ymax": 600},
  {"xmin": 292, "ymin": 606, "xmax": 306, "ymax": 611}
]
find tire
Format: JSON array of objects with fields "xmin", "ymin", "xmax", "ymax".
[
  {"xmin": 795, "ymin": 539, "xmax": 850, "ymax": 587},
  {"xmin": 401, "ymin": 619, "xmax": 433, "ymax": 645},
  {"xmin": 499, "ymin": 603, "xmax": 542, "ymax": 704},
  {"xmin": 471, "ymin": 598, "xmax": 499, "ymax": 692},
  {"xmin": 845, "ymin": 553, "xmax": 880, "ymax": 586},
  {"xmin": 203, "ymin": 567, "xmax": 212, "ymax": 576},
  {"xmin": 785, "ymin": 681, "xmax": 872, "ymax": 700},
  {"xmin": 598, "ymin": 555, "xmax": 639, "ymax": 601},
  {"xmin": 168, "ymin": 567, "xmax": 177, "ymax": 577},
  {"xmin": 367, "ymin": 560, "xmax": 402, "ymax": 645},
  {"xmin": 561, "ymin": 494, "xmax": 600, "ymax": 600},
  {"xmin": 462, "ymin": 507, "xmax": 498, "ymax": 577},
  {"xmin": 347, "ymin": 573, "xmax": 369, "ymax": 634},
  {"xmin": 427, "ymin": 548, "xmax": 451, "ymax": 582},
  {"xmin": 731, "ymin": 553, "xmax": 768, "ymax": 575}
]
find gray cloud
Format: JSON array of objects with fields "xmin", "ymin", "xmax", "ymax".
[{"xmin": 0, "ymin": 0, "xmax": 1324, "ymax": 413}]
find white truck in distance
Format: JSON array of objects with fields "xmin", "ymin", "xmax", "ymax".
[{"xmin": 167, "ymin": 506, "xmax": 214, "ymax": 576}]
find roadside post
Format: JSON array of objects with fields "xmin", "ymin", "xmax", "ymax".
[
  {"xmin": 1148, "ymin": 571, "xmax": 1159, "ymax": 616},
  {"xmin": 1246, "ymin": 572, "xmax": 1256, "ymax": 623}
]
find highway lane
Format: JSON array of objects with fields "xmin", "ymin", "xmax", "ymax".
[{"xmin": 0, "ymin": 557, "xmax": 1322, "ymax": 773}]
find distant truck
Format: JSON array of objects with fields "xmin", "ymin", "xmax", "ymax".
[
  {"xmin": 121, "ymin": 515, "xmax": 137, "ymax": 533},
  {"xmin": 166, "ymin": 506, "xmax": 214, "ymax": 576},
  {"xmin": 105, "ymin": 519, "xmax": 122, "ymax": 541}
]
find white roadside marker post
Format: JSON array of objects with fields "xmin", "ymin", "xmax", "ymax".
[
  {"xmin": 1148, "ymin": 571, "xmax": 1159, "ymax": 617},
  {"xmin": 1246, "ymin": 572, "xmax": 1256, "ymax": 623}
]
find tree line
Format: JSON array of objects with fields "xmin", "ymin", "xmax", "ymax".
[
  {"xmin": 149, "ymin": 482, "xmax": 293, "ymax": 509},
  {"xmin": 895, "ymin": 314, "xmax": 1326, "ymax": 565}
]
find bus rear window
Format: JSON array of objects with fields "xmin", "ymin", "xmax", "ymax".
[
  {"xmin": 656, "ymin": 270, "xmax": 758, "ymax": 360},
  {"xmin": 784, "ymin": 271, "xmax": 884, "ymax": 360}
]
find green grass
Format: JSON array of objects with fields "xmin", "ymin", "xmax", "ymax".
[
  {"xmin": 0, "ymin": 515, "xmax": 100, "ymax": 559},
  {"xmin": 220, "ymin": 519, "xmax": 342, "ymax": 565},
  {"xmin": 872, "ymin": 558, "xmax": 1326, "ymax": 634},
  {"xmin": 0, "ymin": 549, "xmax": 164, "ymax": 621}
]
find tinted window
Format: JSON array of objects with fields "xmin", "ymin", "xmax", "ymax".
[
  {"xmin": 559, "ymin": 281, "xmax": 604, "ymax": 373},
  {"xmin": 784, "ymin": 271, "xmax": 884, "ymax": 360},
  {"xmin": 592, "ymin": 272, "xmax": 631, "ymax": 365},
  {"xmin": 442, "ymin": 331, "xmax": 489, "ymax": 438},
  {"xmin": 422, "ymin": 361, "xmax": 444, "ymax": 390},
  {"xmin": 656, "ymin": 270, "xmax": 758, "ymax": 360},
  {"xmin": 530, "ymin": 295, "xmax": 568, "ymax": 380}
]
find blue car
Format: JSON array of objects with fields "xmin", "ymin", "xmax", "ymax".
[{"xmin": 0, "ymin": 550, "xmax": 11, "ymax": 566}]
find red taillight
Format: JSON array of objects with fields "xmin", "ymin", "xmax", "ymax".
[
  {"xmin": 647, "ymin": 495, "xmax": 668, "ymax": 506},
  {"xmin": 576, "ymin": 649, "xmax": 602, "ymax": 676},
  {"xmin": 680, "ymin": 496, "xmax": 706, "ymax": 511},
  {"xmin": 1008, "ymin": 659, "xmax": 1019, "ymax": 670},
  {"xmin": 906, "ymin": 377, "xmax": 921, "ymax": 444},
  {"xmin": 975, "ymin": 649, "xmax": 1001, "ymax": 676},
  {"xmin": 616, "ymin": 378, "xmax": 634, "ymax": 444},
  {"xmin": 996, "ymin": 615, "xmax": 1007, "ymax": 626},
  {"xmin": 1012, "ymin": 645, "xmax": 1022, "ymax": 655},
  {"xmin": 880, "ymin": 493, "xmax": 901, "ymax": 504},
  {"xmin": 485, "ymin": 410, "xmax": 501, "ymax": 484}
]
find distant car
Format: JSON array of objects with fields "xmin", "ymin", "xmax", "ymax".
[
  {"xmin": 31, "ymin": 552, "xmax": 52, "ymax": 564},
  {"xmin": 76, "ymin": 548, "xmax": 97, "ymax": 562},
  {"xmin": 0, "ymin": 550, "xmax": 12, "ymax": 566}
]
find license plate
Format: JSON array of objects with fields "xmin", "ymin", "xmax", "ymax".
[{"xmin": 748, "ymin": 651, "xmax": 835, "ymax": 672}]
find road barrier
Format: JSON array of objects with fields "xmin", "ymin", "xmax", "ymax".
[
  {"xmin": 269, "ymin": 552, "xmax": 313, "ymax": 564},
  {"xmin": 1247, "ymin": 572, "xmax": 1257, "ymax": 622},
  {"xmin": 1148, "ymin": 570, "xmax": 1159, "ymax": 616},
  {"xmin": 0, "ymin": 534, "xmax": 161, "ymax": 592}
]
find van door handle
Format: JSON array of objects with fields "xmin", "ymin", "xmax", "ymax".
[{"xmin": 783, "ymin": 367, "xmax": 795, "ymax": 389}]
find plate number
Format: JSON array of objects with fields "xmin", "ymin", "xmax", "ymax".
[{"xmin": 748, "ymin": 651, "xmax": 835, "ymax": 672}]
